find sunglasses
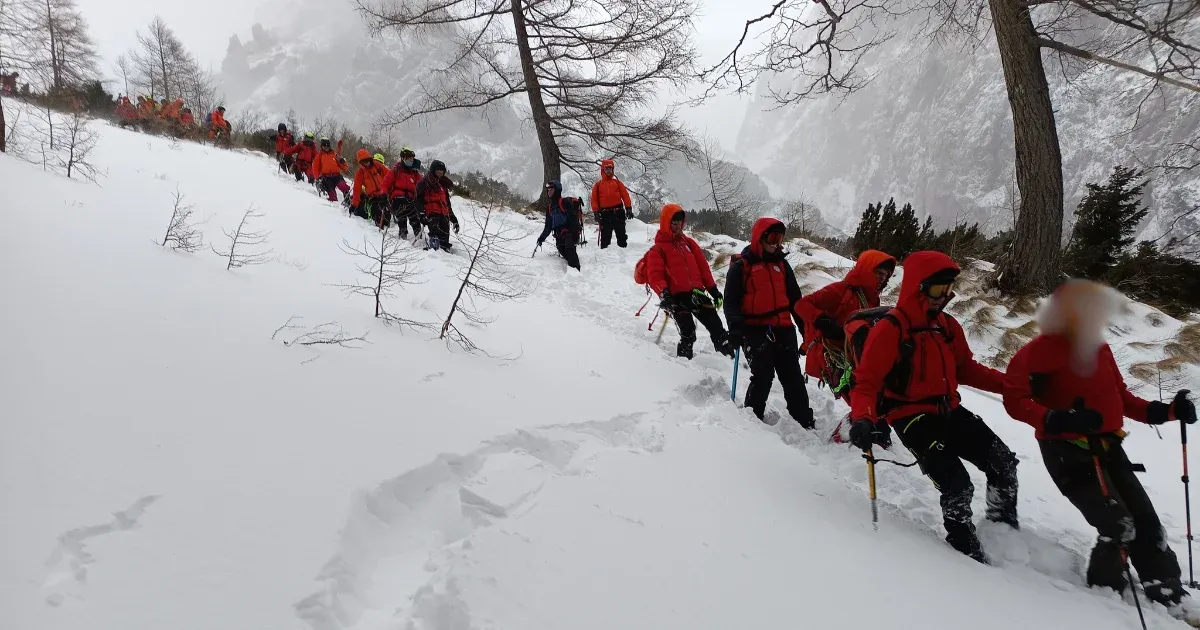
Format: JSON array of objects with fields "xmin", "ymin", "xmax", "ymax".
[
  {"xmin": 764, "ymin": 232, "xmax": 784, "ymax": 246},
  {"xmin": 923, "ymin": 282, "xmax": 955, "ymax": 299}
]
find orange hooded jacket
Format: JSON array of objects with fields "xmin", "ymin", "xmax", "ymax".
[{"xmin": 590, "ymin": 159, "xmax": 633, "ymax": 212}]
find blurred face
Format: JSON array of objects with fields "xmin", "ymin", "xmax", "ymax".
[
  {"xmin": 874, "ymin": 267, "xmax": 892, "ymax": 292},
  {"xmin": 762, "ymin": 230, "xmax": 783, "ymax": 253},
  {"xmin": 603, "ymin": 165, "xmax": 614, "ymax": 176},
  {"xmin": 922, "ymin": 281, "xmax": 954, "ymax": 314},
  {"xmin": 434, "ymin": 168, "xmax": 445, "ymax": 177},
  {"xmin": 670, "ymin": 218, "xmax": 684, "ymax": 235}
]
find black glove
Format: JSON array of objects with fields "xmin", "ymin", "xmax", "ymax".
[
  {"xmin": 814, "ymin": 315, "xmax": 844, "ymax": 340},
  {"xmin": 536, "ymin": 237, "xmax": 546, "ymax": 247},
  {"xmin": 659, "ymin": 293, "xmax": 677, "ymax": 311},
  {"xmin": 452, "ymin": 220, "xmax": 460, "ymax": 234},
  {"xmin": 625, "ymin": 207, "xmax": 633, "ymax": 220},
  {"xmin": 708, "ymin": 286, "xmax": 723, "ymax": 303},
  {"xmin": 727, "ymin": 330, "xmax": 743, "ymax": 351},
  {"xmin": 1044, "ymin": 398, "xmax": 1104, "ymax": 434},
  {"xmin": 849, "ymin": 419, "xmax": 885, "ymax": 451},
  {"xmin": 1147, "ymin": 400, "xmax": 1171, "ymax": 425}
]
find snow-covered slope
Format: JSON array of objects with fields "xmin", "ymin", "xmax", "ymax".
[
  {"xmin": 3, "ymin": 102, "xmax": 1200, "ymax": 630},
  {"xmin": 736, "ymin": 10, "xmax": 1200, "ymax": 237}
]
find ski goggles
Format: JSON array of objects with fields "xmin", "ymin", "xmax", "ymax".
[
  {"xmin": 763, "ymin": 231, "xmax": 784, "ymax": 246},
  {"xmin": 922, "ymin": 281, "xmax": 955, "ymax": 299}
]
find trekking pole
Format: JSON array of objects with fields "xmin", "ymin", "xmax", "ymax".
[
  {"xmin": 1183, "ymin": 414, "xmax": 1198, "ymax": 587},
  {"xmin": 655, "ymin": 312, "xmax": 671, "ymax": 343},
  {"xmin": 1090, "ymin": 440, "xmax": 1148, "ymax": 630},
  {"xmin": 866, "ymin": 449, "xmax": 879, "ymax": 531},
  {"xmin": 730, "ymin": 347, "xmax": 741, "ymax": 401}
]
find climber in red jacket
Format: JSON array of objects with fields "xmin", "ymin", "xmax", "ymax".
[
  {"xmin": 1003, "ymin": 278, "xmax": 1196, "ymax": 608},
  {"xmin": 796, "ymin": 249, "xmax": 896, "ymax": 393},
  {"xmin": 848, "ymin": 250, "xmax": 1016, "ymax": 563},
  {"xmin": 645, "ymin": 204, "xmax": 734, "ymax": 360},
  {"xmin": 386, "ymin": 147, "xmax": 423, "ymax": 238}
]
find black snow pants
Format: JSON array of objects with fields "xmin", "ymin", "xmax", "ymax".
[
  {"xmin": 426, "ymin": 214, "xmax": 452, "ymax": 251},
  {"xmin": 597, "ymin": 208, "xmax": 628, "ymax": 248},
  {"xmin": 390, "ymin": 198, "xmax": 423, "ymax": 238},
  {"xmin": 555, "ymin": 230, "xmax": 581, "ymax": 270},
  {"xmin": 742, "ymin": 325, "xmax": 813, "ymax": 427},
  {"xmin": 893, "ymin": 407, "xmax": 1019, "ymax": 562},
  {"xmin": 670, "ymin": 295, "xmax": 730, "ymax": 359},
  {"xmin": 1041, "ymin": 436, "xmax": 1183, "ymax": 605}
]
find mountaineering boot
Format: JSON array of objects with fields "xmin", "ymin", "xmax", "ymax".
[
  {"xmin": 426, "ymin": 236, "xmax": 441, "ymax": 251},
  {"xmin": 794, "ymin": 407, "xmax": 816, "ymax": 430},
  {"xmin": 714, "ymin": 334, "xmax": 736, "ymax": 358},
  {"xmin": 677, "ymin": 338, "xmax": 695, "ymax": 360},
  {"xmin": 945, "ymin": 523, "xmax": 987, "ymax": 564}
]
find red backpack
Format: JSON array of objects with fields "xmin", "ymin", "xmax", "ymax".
[{"xmin": 634, "ymin": 246, "xmax": 665, "ymax": 286}]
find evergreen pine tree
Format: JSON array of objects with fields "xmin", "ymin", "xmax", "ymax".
[
  {"xmin": 876, "ymin": 198, "xmax": 898, "ymax": 254},
  {"xmin": 851, "ymin": 202, "xmax": 880, "ymax": 255},
  {"xmin": 917, "ymin": 215, "xmax": 935, "ymax": 251},
  {"xmin": 1064, "ymin": 166, "xmax": 1149, "ymax": 279},
  {"xmin": 894, "ymin": 203, "xmax": 920, "ymax": 258}
]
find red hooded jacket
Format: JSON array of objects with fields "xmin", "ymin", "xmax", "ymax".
[
  {"xmin": 849, "ymin": 251, "xmax": 1004, "ymax": 423},
  {"xmin": 723, "ymin": 218, "xmax": 802, "ymax": 328},
  {"xmin": 1003, "ymin": 336, "xmax": 1152, "ymax": 440},
  {"xmin": 287, "ymin": 139, "xmax": 317, "ymax": 166},
  {"xmin": 590, "ymin": 159, "xmax": 632, "ymax": 212},
  {"xmin": 386, "ymin": 163, "xmax": 421, "ymax": 199},
  {"xmin": 797, "ymin": 249, "xmax": 896, "ymax": 377},
  {"xmin": 645, "ymin": 204, "xmax": 716, "ymax": 297},
  {"xmin": 352, "ymin": 159, "xmax": 392, "ymax": 207},
  {"xmin": 275, "ymin": 131, "xmax": 294, "ymax": 154}
]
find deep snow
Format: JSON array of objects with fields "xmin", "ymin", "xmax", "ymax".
[{"xmin": 2, "ymin": 103, "xmax": 1199, "ymax": 630}]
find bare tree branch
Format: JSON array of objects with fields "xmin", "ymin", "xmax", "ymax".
[
  {"xmin": 159, "ymin": 186, "xmax": 204, "ymax": 252},
  {"xmin": 211, "ymin": 207, "xmax": 273, "ymax": 270}
]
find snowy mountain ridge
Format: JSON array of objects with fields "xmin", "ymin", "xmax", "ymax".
[{"xmin": 3, "ymin": 100, "xmax": 1200, "ymax": 630}]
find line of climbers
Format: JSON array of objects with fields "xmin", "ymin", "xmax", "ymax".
[
  {"xmin": 269, "ymin": 123, "xmax": 461, "ymax": 252},
  {"xmin": 114, "ymin": 96, "xmax": 230, "ymax": 144},
  {"xmin": 625, "ymin": 209, "xmax": 1197, "ymax": 617}
]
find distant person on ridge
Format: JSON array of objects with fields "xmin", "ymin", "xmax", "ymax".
[
  {"xmin": 1003, "ymin": 279, "xmax": 1197, "ymax": 610},
  {"xmin": 208, "ymin": 106, "xmax": 230, "ymax": 145},
  {"xmin": 589, "ymin": 158, "xmax": 633, "ymax": 249},
  {"xmin": 848, "ymin": 251, "xmax": 1017, "ymax": 564},
  {"xmin": 386, "ymin": 147, "xmax": 424, "ymax": 238},
  {"xmin": 312, "ymin": 138, "xmax": 350, "ymax": 203},
  {"xmin": 415, "ymin": 160, "xmax": 459, "ymax": 252},
  {"xmin": 351, "ymin": 150, "xmax": 392, "ymax": 227},
  {"xmin": 724, "ymin": 218, "xmax": 814, "ymax": 427},
  {"xmin": 536, "ymin": 180, "xmax": 582, "ymax": 271},
  {"xmin": 646, "ymin": 204, "xmax": 735, "ymax": 360}
]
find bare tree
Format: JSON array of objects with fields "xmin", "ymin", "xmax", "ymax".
[
  {"xmin": 780, "ymin": 195, "xmax": 825, "ymax": 237},
  {"xmin": 690, "ymin": 134, "xmax": 764, "ymax": 235},
  {"xmin": 440, "ymin": 205, "xmax": 534, "ymax": 352},
  {"xmin": 211, "ymin": 207, "xmax": 273, "ymax": 270},
  {"xmin": 702, "ymin": 0, "xmax": 1200, "ymax": 295},
  {"xmin": 128, "ymin": 16, "xmax": 209, "ymax": 106},
  {"xmin": 30, "ymin": 0, "xmax": 98, "ymax": 94},
  {"xmin": 357, "ymin": 0, "xmax": 698, "ymax": 205},
  {"xmin": 113, "ymin": 53, "xmax": 132, "ymax": 96},
  {"xmin": 159, "ymin": 187, "xmax": 204, "ymax": 252},
  {"xmin": 56, "ymin": 109, "xmax": 96, "ymax": 180},
  {"xmin": 272, "ymin": 316, "xmax": 371, "ymax": 348},
  {"xmin": 334, "ymin": 228, "xmax": 432, "ymax": 329}
]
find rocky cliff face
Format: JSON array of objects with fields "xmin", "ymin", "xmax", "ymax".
[{"xmin": 735, "ymin": 10, "xmax": 1200, "ymax": 240}]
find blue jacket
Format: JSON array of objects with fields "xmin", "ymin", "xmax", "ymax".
[{"xmin": 538, "ymin": 191, "xmax": 582, "ymax": 242}]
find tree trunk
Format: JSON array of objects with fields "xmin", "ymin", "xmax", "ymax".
[
  {"xmin": 510, "ymin": 0, "xmax": 561, "ymax": 208},
  {"xmin": 990, "ymin": 0, "xmax": 1065, "ymax": 295},
  {"xmin": 1, "ymin": 93, "xmax": 6, "ymax": 153},
  {"xmin": 45, "ymin": 0, "xmax": 61, "ymax": 92}
]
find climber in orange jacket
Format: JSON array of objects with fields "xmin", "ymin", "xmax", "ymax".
[
  {"xmin": 351, "ymin": 150, "xmax": 393, "ymax": 227},
  {"xmin": 311, "ymin": 138, "xmax": 350, "ymax": 202},
  {"xmin": 589, "ymin": 159, "xmax": 633, "ymax": 248}
]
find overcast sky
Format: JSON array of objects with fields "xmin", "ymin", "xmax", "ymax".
[{"xmin": 75, "ymin": 0, "xmax": 755, "ymax": 149}]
